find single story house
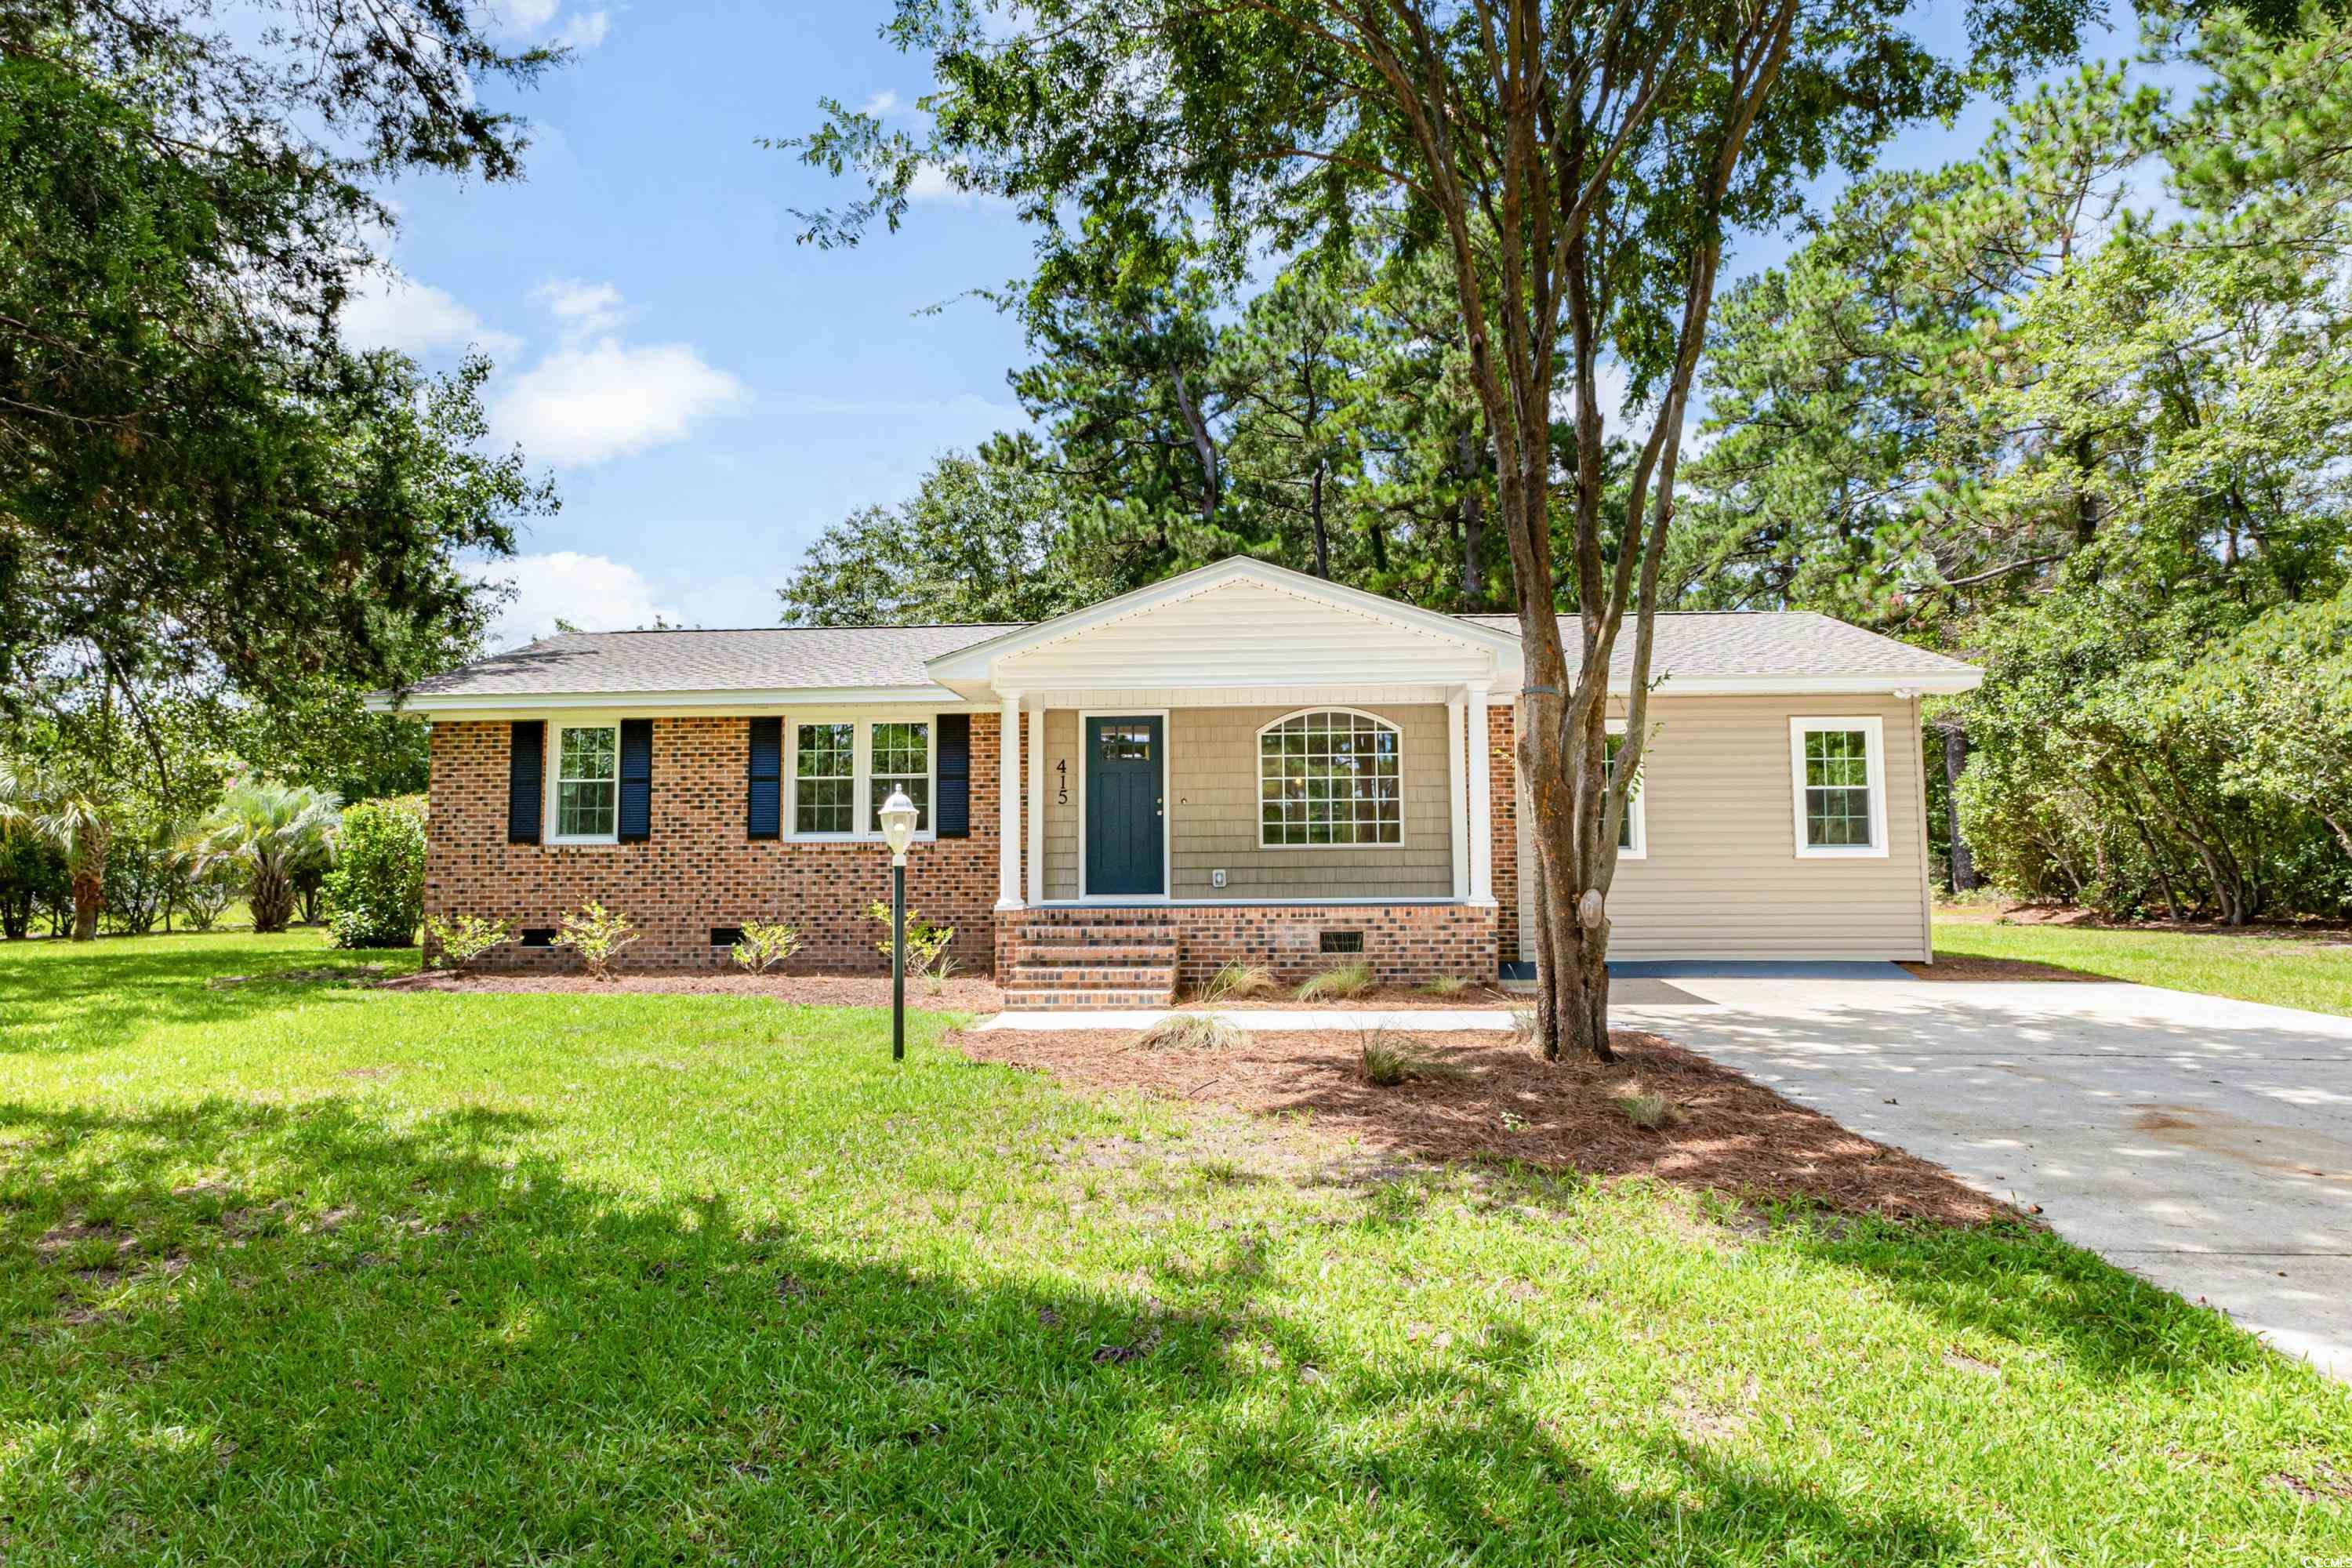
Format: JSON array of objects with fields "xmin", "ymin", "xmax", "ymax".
[{"xmin": 377, "ymin": 557, "xmax": 1981, "ymax": 1004}]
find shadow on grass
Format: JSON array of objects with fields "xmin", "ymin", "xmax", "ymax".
[
  {"xmin": 0, "ymin": 1093, "xmax": 1970, "ymax": 1565},
  {"xmin": 0, "ymin": 935, "xmax": 410, "ymax": 1054}
]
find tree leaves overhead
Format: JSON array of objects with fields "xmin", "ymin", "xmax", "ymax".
[{"xmin": 0, "ymin": 1, "xmax": 560, "ymax": 717}]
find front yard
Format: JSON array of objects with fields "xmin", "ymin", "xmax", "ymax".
[
  {"xmin": 1934, "ymin": 911, "xmax": 2352, "ymax": 1018},
  {"xmin": 2, "ymin": 932, "xmax": 2348, "ymax": 1563}
]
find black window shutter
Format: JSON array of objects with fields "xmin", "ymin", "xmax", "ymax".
[
  {"xmin": 508, "ymin": 720, "xmax": 544, "ymax": 844},
  {"xmin": 935, "ymin": 713, "xmax": 971, "ymax": 839},
  {"xmin": 618, "ymin": 719, "xmax": 653, "ymax": 843},
  {"xmin": 746, "ymin": 717, "xmax": 782, "ymax": 840}
]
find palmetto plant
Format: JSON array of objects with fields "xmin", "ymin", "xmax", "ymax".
[
  {"xmin": 1, "ymin": 759, "xmax": 114, "ymax": 942},
  {"xmin": 186, "ymin": 783, "xmax": 342, "ymax": 934}
]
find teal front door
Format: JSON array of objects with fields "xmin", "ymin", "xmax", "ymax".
[{"xmin": 1085, "ymin": 716, "xmax": 1164, "ymax": 896}]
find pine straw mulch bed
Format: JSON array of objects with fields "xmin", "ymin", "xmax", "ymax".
[
  {"xmin": 953, "ymin": 1025, "xmax": 2009, "ymax": 1225},
  {"xmin": 1174, "ymin": 985, "xmax": 1521, "ymax": 1011},
  {"xmin": 381, "ymin": 971, "xmax": 1002, "ymax": 1012}
]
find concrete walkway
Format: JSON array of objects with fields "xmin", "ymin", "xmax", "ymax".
[{"xmin": 1609, "ymin": 970, "xmax": 2352, "ymax": 1381}]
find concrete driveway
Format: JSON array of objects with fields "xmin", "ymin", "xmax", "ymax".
[{"xmin": 1610, "ymin": 964, "xmax": 2352, "ymax": 1381}]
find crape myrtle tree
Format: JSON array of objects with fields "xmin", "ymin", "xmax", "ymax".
[
  {"xmin": 0, "ymin": 2, "xmax": 557, "ymax": 726},
  {"xmin": 786, "ymin": 0, "xmax": 2090, "ymax": 1060}
]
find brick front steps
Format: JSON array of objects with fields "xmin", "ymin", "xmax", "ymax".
[{"xmin": 999, "ymin": 907, "xmax": 1178, "ymax": 1009}]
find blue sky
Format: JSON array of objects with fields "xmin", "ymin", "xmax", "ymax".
[{"xmin": 352, "ymin": 2, "xmax": 2133, "ymax": 648}]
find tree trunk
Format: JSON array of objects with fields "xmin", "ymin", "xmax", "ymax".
[
  {"xmin": 1456, "ymin": 428, "xmax": 1485, "ymax": 610},
  {"xmin": 250, "ymin": 866, "xmax": 294, "ymax": 934},
  {"xmin": 1940, "ymin": 722, "xmax": 1976, "ymax": 892},
  {"xmin": 1308, "ymin": 462, "xmax": 1330, "ymax": 578},
  {"xmin": 71, "ymin": 873, "xmax": 101, "ymax": 941}
]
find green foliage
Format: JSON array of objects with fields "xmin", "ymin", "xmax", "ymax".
[
  {"xmin": 1358, "ymin": 1028, "xmax": 1467, "ymax": 1086},
  {"xmin": 1200, "ymin": 960, "xmax": 1276, "ymax": 1004},
  {"xmin": 425, "ymin": 914, "xmax": 514, "ymax": 969},
  {"xmin": 186, "ymin": 784, "xmax": 342, "ymax": 935},
  {"xmin": 1297, "ymin": 960, "xmax": 1374, "ymax": 1002},
  {"xmin": 557, "ymin": 902, "xmax": 638, "ymax": 980},
  {"xmin": 1682, "ymin": 13, "xmax": 2352, "ymax": 919},
  {"xmin": 325, "ymin": 799, "xmax": 427, "ymax": 949},
  {"xmin": 1613, "ymin": 1091, "xmax": 1684, "ymax": 1131},
  {"xmin": 0, "ymin": 826, "xmax": 67, "ymax": 941},
  {"xmin": 867, "ymin": 899, "xmax": 954, "ymax": 976},
  {"xmin": 731, "ymin": 919, "xmax": 804, "ymax": 975}
]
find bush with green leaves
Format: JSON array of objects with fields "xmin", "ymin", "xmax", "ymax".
[
  {"xmin": 731, "ymin": 919, "xmax": 803, "ymax": 975},
  {"xmin": 424, "ymin": 914, "xmax": 512, "ymax": 969},
  {"xmin": 325, "ymin": 797, "xmax": 426, "ymax": 948},
  {"xmin": 867, "ymin": 900, "xmax": 955, "ymax": 977},
  {"xmin": 559, "ymin": 902, "xmax": 638, "ymax": 981}
]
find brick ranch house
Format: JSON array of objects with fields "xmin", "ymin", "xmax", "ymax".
[{"xmin": 376, "ymin": 557, "xmax": 1982, "ymax": 1005}]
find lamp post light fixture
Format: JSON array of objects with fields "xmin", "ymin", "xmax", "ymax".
[{"xmin": 877, "ymin": 789, "xmax": 920, "ymax": 1063}]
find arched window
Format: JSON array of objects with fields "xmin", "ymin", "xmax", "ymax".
[{"xmin": 1258, "ymin": 709, "xmax": 1403, "ymax": 847}]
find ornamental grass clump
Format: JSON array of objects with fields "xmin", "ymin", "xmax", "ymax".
[
  {"xmin": 1358, "ymin": 1028, "xmax": 1468, "ymax": 1087},
  {"xmin": 1613, "ymin": 1090, "xmax": 1684, "ymax": 1131},
  {"xmin": 558, "ymin": 901, "xmax": 637, "ymax": 981},
  {"xmin": 1137, "ymin": 1014, "xmax": 1249, "ymax": 1052},
  {"xmin": 1297, "ymin": 959, "xmax": 1374, "ymax": 1001},
  {"xmin": 1200, "ymin": 960, "xmax": 1276, "ymax": 1003}
]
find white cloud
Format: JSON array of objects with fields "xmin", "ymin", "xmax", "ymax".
[
  {"xmin": 339, "ymin": 269, "xmax": 523, "ymax": 360},
  {"xmin": 532, "ymin": 277, "xmax": 628, "ymax": 336},
  {"xmin": 470, "ymin": 552, "xmax": 679, "ymax": 648},
  {"xmin": 554, "ymin": 9, "xmax": 609, "ymax": 49},
  {"xmin": 906, "ymin": 160, "xmax": 1011, "ymax": 209},
  {"xmin": 859, "ymin": 89, "xmax": 903, "ymax": 118},
  {"xmin": 491, "ymin": 0, "xmax": 561, "ymax": 35},
  {"xmin": 493, "ymin": 338, "xmax": 747, "ymax": 467}
]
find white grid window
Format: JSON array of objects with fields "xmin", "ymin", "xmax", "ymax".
[
  {"xmin": 1789, "ymin": 717, "xmax": 1889, "ymax": 858},
  {"xmin": 1258, "ymin": 710, "xmax": 1403, "ymax": 847},
  {"xmin": 1605, "ymin": 726, "xmax": 1646, "ymax": 858},
  {"xmin": 794, "ymin": 722, "xmax": 855, "ymax": 835},
  {"xmin": 553, "ymin": 724, "xmax": 618, "ymax": 842},
  {"xmin": 868, "ymin": 721, "xmax": 930, "ymax": 832}
]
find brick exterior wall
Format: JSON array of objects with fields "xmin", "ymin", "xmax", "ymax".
[
  {"xmin": 1490, "ymin": 702, "xmax": 1519, "ymax": 964},
  {"xmin": 427, "ymin": 711, "xmax": 1508, "ymax": 982},
  {"xmin": 1170, "ymin": 902, "xmax": 1497, "ymax": 989},
  {"xmin": 424, "ymin": 717, "xmax": 1004, "ymax": 974}
]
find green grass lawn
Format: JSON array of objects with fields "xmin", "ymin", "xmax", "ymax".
[
  {"xmin": 1935, "ymin": 915, "xmax": 2352, "ymax": 1018},
  {"xmin": 2, "ymin": 933, "xmax": 2347, "ymax": 1564}
]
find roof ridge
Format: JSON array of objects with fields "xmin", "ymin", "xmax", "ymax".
[{"xmin": 546, "ymin": 621, "xmax": 1034, "ymax": 637}]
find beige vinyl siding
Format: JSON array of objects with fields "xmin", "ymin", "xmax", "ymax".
[
  {"xmin": 1043, "ymin": 708, "xmax": 1080, "ymax": 900},
  {"xmin": 1515, "ymin": 693, "xmax": 1932, "ymax": 961},
  {"xmin": 1170, "ymin": 706, "xmax": 1453, "ymax": 899},
  {"xmin": 1033, "ymin": 704, "xmax": 1455, "ymax": 900}
]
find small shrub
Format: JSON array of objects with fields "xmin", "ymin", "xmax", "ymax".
[
  {"xmin": 1613, "ymin": 1091, "xmax": 1683, "ymax": 1131},
  {"xmin": 1359, "ymin": 1028, "xmax": 1468, "ymax": 1087},
  {"xmin": 558, "ymin": 901, "xmax": 637, "ymax": 981},
  {"xmin": 178, "ymin": 863, "xmax": 238, "ymax": 932},
  {"xmin": 425, "ymin": 914, "xmax": 512, "ymax": 969},
  {"xmin": 922, "ymin": 953, "xmax": 959, "ymax": 996},
  {"xmin": 868, "ymin": 900, "xmax": 955, "ymax": 977},
  {"xmin": 1508, "ymin": 1007, "xmax": 1540, "ymax": 1044},
  {"xmin": 1297, "ymin": 959, "xmax": 1374, "ymax": 1002},
  {"xmin": 731, "ymin": 919, "xmax": 803, "ymax": 975},
  {"xmin": 325, "ymin": 797, "xmax": 426, "ymax": 948},
  {"xmin": 1421, "ymin": 974, "xmax": 1470, "ymax": 997},
  {"xmin": 1201, "ymin": 960, "xmax": 1276, "ymax": 1003},
  {"xmin": 1137, "ymin": 1014, "xmax": 1250, "ymax": 1051}
]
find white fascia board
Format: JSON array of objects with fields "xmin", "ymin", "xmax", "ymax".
[
  {"xmin": 368, "ymin": 684, "xmax": 971, "ymax": 719},
  {"xmin": 1638, "ymin": 670, "xmax": 1983, "ymax": 696},
  {"xmin": 925, "ymin": 556, "xmax": 1519, "ymax": 681}
]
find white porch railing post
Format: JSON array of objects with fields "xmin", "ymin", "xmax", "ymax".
[
  {"xmin": 1446, "ymin": 691, "xmax": 1469, "ymax": 902},
  {"xmin": 1467, "ymin": 683, "xmax": 1495, "ymax": 906},
  {"xmin": 1025, "ymin": 697, "xmax": 1045, "ymax": 905},
  {"xmin": 997, "ymin": 690, "xmax": 1024, "ymax": 910}
]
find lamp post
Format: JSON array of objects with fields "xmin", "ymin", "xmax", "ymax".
[{"xmin": 878, "ymin": 789, "xmax": 919, "ymax": 1063}]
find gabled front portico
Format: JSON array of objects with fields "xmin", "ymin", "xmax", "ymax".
[{"xmin": 924, "ymin": 558, "xmax": 1524, "ymax": 1006}]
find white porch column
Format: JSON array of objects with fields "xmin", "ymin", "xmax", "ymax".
[
  {"xmin": 1466, "ymin": 682, "xmax": 1495, "ymax": 906},
  {"xmin": 1446, "ymin": 691, "xmax": 1469, "ymax": 902},
  {"xmin": 1025, "ymin": 698, "xmax": 1046, "ymax": 905},
  {"xmin": 996, "ymin": 690, "xmax": 1024, "ymax": 910}
]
